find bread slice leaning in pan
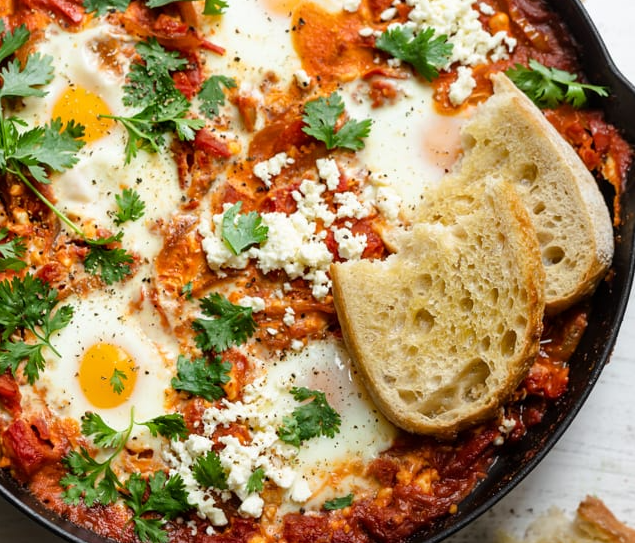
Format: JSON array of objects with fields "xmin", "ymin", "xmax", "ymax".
[
  {"xmin": 331, "ymin": 176, "xmax": 545, "ymax": 437},
  {"xmin": 454, "ymin": 72, "xmax": 613, "ymax": 315}
]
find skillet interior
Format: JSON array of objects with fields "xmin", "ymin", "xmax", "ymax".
[{"xmin": 1, "ymin": 1, "xmax": 634, "ymax": 542}]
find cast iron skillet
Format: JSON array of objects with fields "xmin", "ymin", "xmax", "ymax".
[{"xmin": 1, "ymin": 1, "xmax": 634, "ymax": 542}]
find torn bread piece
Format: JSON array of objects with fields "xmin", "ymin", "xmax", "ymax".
[
  {"xmin": 331, "ymin": 176, "xmax": 545, "ymax": 437},
  {"xmin": 453, "ymin": 72, "xmax": 614, "ymax": 314}
]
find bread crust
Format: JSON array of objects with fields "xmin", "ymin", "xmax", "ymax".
[{"xmin": 332, "ymin": 178, "xmax": 545, "ymax": 438}]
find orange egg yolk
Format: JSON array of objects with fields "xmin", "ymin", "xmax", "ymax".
[
  {"xmin": 78, "ymin": 342, "xmax": 138, "ymax": 408},
  {"xmin": 51, "ymin": 85, "xmax": 114, "ymax": 143}
]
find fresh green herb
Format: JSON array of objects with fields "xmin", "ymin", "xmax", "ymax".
[
  {"xmin": 192, "ymin": 450, "xmax": 228, "ymax": 490},
  {"xmin": 246, "ymin": 468, "xmax": 265, "ymax": 494},
  {"xmin": 122, "ymin": 471, "xmax": 191, "ymax": 543},
  {"xmin": 171, "ymin": 354, "xmax": 231, "ymax": 401},
  {"xmin": 0, "ymin": 24, "xmax": 134, "ymax": 285},
  {"xmin": 323, "ymin": 493, "xmax": 354, "ymax": 510},
  {"xmin": 181, "ymin": 282, "xmax": 193, "ymax": 300},
  {"xmin": 506, "ymin": 59, "xmax": 609, "ymax": 109},
  {"xmin": 83, "ymin": 0, "xmax": 228, "ymax": 16},
  {"xmin": 109, "ymin": 368, "xmax": 127, "ymax": 394},
  {"xmin": 140, "ymin": 413, "xmax": 189, "ymax": 441},
  {"xmin": 198, "ymin": 75, "xmax": 236, "ymax": 118},
  {"xmin": 61, "ymin": 411, "xmax": 188, "ymax": 510},
  {"xmin": 192, "ymin": 293, "xmax": 258, "ymax": 353},
  {"xmin": 221, "ymin": 201, "xmax": 268, "ymax": 255},
  {"xmin": 375, "ymin": 26, "xmax": 453, "ymax": 81},
  {"xmin": 104, "ymin": 38, "xmax": 204, "ymax": 163},
  {"xmin": 114, "ymin": 188, "xmax": 146, "ymax": 225},
  {"xmin": 83, "ymin": 232, "xmax": 134, "ymax": 285},
  {"xmin": 0, "ymin": 228, "xmax": 26, "ymax": 272},
  {"xmin": 0, "ymin": 274, "xmax": 73, "ymax": 384},
  {"xmin": 278, "ymin": 387, "xmax": 341, "ymax": 448},
  {"xmin": 302, "ymin": 92, "xmax": 372, "ymax": 151}
]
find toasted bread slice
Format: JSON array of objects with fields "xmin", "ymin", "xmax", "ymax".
[
  {"xmin": 331, "ymin": 177, "xmax": 545, "ymax": 437},
  {"xmin": 453, "ymin": 73, "xmax": 613, "ymax": 314}
]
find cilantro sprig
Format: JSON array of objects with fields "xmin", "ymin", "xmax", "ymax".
[
  {"xmin": 61, "ymin": 410, "xmax": 187, "ymax": 507},
  {"xmin": 323, "ymin": 493, "xmax": 354, "ymax": 510},
  {"xmin": 277, "ymin": 387, "xmax": 341, "ymax": 448},
  {"xmin": 171, "ymin": 354, "xmax": 232, "ymax": 401},
  {"xmin": 192, "ymin": 450, "xmax": 228, "ymax": 489},
  {"xmin": 0, "ymin": 23, "xmax": 134, "ymax": 285},
  {"xmin": 246, "ymin": 468, "xmax": 265, "ymax": 494},
  {"xmin": 83, "ymin": 0, "xmax": 229, "ymax": 16},
  {"xmin": 375, "ymin": 26, "xmax": 453, "ymax": 81},
  {"xmin": 505, "ymin": 59, "xmax": 609, "ymax": 109},
  {"xmin": 0, "ymin": 228, "xmax": 26, "ymax": 272},
  {"xmin": 0, "ymin": 274, "xmax": 73, "ymax": 383},
  {"xmin": 198, "ymin": 75, "xmax": 236, "ymax": 118},
  {"xmin": 302, "ymin": 92, "xmax": 372, "ymax": 151},
  {"xmin": 114, "ymin": 188, "xmax": 146, "ymax": 225},
  {"xmin": 192, "ymin": 293, "xmax": 257, "ymax": 353},
  {"xmin": 82, "ymin": 232, "xmax": 134, "ymax": 285},
  {"xmin": 221, "ymin": 201, "xmax": 268, "ymax": 255}
]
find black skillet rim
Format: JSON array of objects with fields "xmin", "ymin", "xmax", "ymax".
[{"xmin": 2, "ymin": 1, "xmax": 635, "ymax": 542}]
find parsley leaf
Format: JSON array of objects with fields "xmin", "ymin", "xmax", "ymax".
[
  {"xmin": 506, "ymin": 59, "xmax": 609, "ymax": 109},
  {"xmin": 198, "ymin": 75, "xmax": 236, "ymax": 118},
  {"xmin": 84, "ymin": 233, "xmax": 134, "ymax": 285},
  {"xmin": 193, "ymin": 293, "xmax": 257, "ymax": 353},
  {"xmin": 114, "ymin": 188, "xmax": 146, "ymax": 225},
  {"xmin": 0, "ymin": 228, "xmax": 26, "ymax": 272},
  {"xmin": 0, "ymin": 274, "xmax": 73, "ymax": 383},
  {"xmin": 323, "ymin": 493, "xmax": 354, "ymax": 510},
  {"xmin": 171, "ymin": 354, "xmax": 231, "ymax": 401},
  {"xmin": 82, "ymin": 0, "xmax": 130, "ymax": 16},
  {"xmin": 302, "ymin": 92, "xmax": 371, "ymax": 151},
  {"xmin": 109, "ymin": 368, "xmax": 127, "ymax": 394},
  {"xmin": 0, "ymin": 22, "xmax": 29, "ymax": 64},
  {"xmin": 246, "ymin": 468, "xmax": 265, "ymax": 494},
  {"xmin": 221, "ymin": 201, "xmax": 268, "ymax": 255},
  {"xmin": 192, "ymin": 450, "xmax": 228, "ymax": 489},
  {"xmin": 123, "ymin": 472, "xmax": 191, "ymax": 543},
  {"xmin": 278, "ymin": 387, "xmax": 341, "ymax": 447},
  {"xmin": 376, "ymin": 26, "xmax": 452, "ymax": 81},
  {"xmin": 140, "ymin": 413, "xmax": 188, "ymax": 441}
]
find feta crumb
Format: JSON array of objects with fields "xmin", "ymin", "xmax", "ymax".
[
  {"xmin": 333, "ymin": 227, "xmax": 367, "ymax": 260},
  {"xmin": 291, "ymin": 339, "xmax": 304, "ymax": 351},
  {"xmin": 283, "ymin": 307, "xmax": 296, "ymax": 326},
  {"xmin": 315, "ymin": 158, "xmax": 341, "ymax": 191},
  {"xmin": 238, "ymin": 296, "xmax": 266, "ymax": 313},
  {"xmin": 253, "ymin": 152, "xmax": 295, "ymax": 187},
  {"xmin": 479, "ymin": 2, "xmax": 495, "ymax": 15},
  {"xmin": 448, "ymin": 66, "xmax": 477, "ymax": 105},
  {"xmin": 380, "ymin": 6, "xmax": 398, "ymax": 21},
  {"xmin": 342, "ymin": 0, "xmax": 361, "ymax": 12},
  {"xmin": 358, "ymin": 27, "xmax": 375, "ymax": 38},
  {"xmin": 334, "ymin": 191, "xmax": 371, "ymax": 219},
  {"xmin": 376, "ymin": 187, "xmax": 402, "ymax": 221},
  {"xmin": 294, "ymin": 69, "xmax": 311, "ymax": 88}
]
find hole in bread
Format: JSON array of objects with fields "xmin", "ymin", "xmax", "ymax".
[
  {"xmin": 414, "ymin": 308, "xmax": 435, "ymax": 333},
  {"xmin": 417, "ymin": 273, "xmax": 432, "ymax": 291},
  {"xmin": 500, "ymin": 329, "xmax": 517, "ymax": 356},
  {"xmin": 519, "ymin": 163, "xmax": 538, "ymax": 185},
  {"xmin": 489, "ymin": 288, "xmax": 499, "ymax": 304},
  {"xmin": 460, "ymin": 296, "xmax": 473, "ymax": 311},
  {"xmin": 383, "ymin": 374, "xmax": 396, "ymax": 385},
  {"xmin": 533, "ymin": 202, "xmax": 546, "ymax": 215},
  {"xmin": 543, "ymin": 245, "xmax": 565, "ymax": 265},
  {"xmin": 463, "ymin": 134, "xmax": 477, "ymax": 150},
  {"xmin": 397, "ymin": 388, "xmax": 419, "ymax": 406},
  {"xmin": 481, "ymin": 335, "xmax": 491, "ymax": 351},
  {"xmin": 537, "ymin": 230, "xmax": 553, "ymax": 244}
]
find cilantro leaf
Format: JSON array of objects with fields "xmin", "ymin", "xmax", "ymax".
[
  {"xmin": 114, "ymin": 188, "xmax": 146, "ymax": 225},
  {"xmin": 110, "ymin": 368, "xmax": 127, "ymax": 394},
  {"xmin": 140, "ymin": 414, "xmax": 188, "ymax": 441},
  {"xmin": 192, "ymin": 293, "xmax": 257, "ymax": 353},
  {"xmin": 82, "ymin": 0, "xmax": 130, "ymax": 16},
  {"xmin": 202, "ymin": 0, "xmax": 229, "ymax": 14},
  {"xmin": 0, "ymin": 228, "xmax": 26, "ymax": 272},
  {"xmin": 221, "ymin": 201, "xmax": 268, "ymax": 255},
  {"xmin": 81, "ymin": 412, "xmax": 130, "ymax": 449},
  {"xmin": 246, "ymin": 468, "xmax": 265, "ymax": 494},
  {"xmin": 60, "ymin": 448, "xmax": 121, "ymax": 507},
  {"xmin": 83, "ymin": 233, "xmax": 134, "ymax": 285},
  {"xmin": 171, "ymin": 354, "xmax": 231, "ymax": 401},
  {"xmin": 192, "ymin": 450, "xmax": 228, "ymax": 490},
  {"xmin": 323, "ymin": 493, "xmax": 354, "ymax": 510},
  {"xmin": 375, "ymin": 26, "xmax": 453, "ymax": 81},
  {"xmin": 181, "ymin": 282, "xmax": 193, "ymax": 300},
  {"xmin": 302, "ymin": 92, "xmax": 371, "ymax": 151},
  {"xmin": 506, "ymin": 59, "xmax": 609, "ymax": 109},
  {"xmin": 0, "ymin": 274, "xmax": 73, "ymax": 383},
  {"xmin": 0, "ymin": 52, "xmax": 54, "ymax": 99},
  {"xmin": 198, "ymin": 75, "xmax": 236, "ymax": 118},
  {"xmin": 278, "ymin": 387, "xmax": 341, "ymax": 447},
  {"xmin": 0, "ymin": 23, "xmax": 29, "ymax": 64}
]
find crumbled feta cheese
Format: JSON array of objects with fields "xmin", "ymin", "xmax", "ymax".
[
  {"xmin": 283, "ymin": 307, "xmax": 296, "ymax": 326},
  {"xmin": 448, "ymin": 65, "xmax": 477, "ymax": 106},
  {"xmin": 267, "ymin": 327, "xmax": 278, "ymax": 336},
  {"xmin": 334, "ymin": 191, "xmax": 371, "ymax": 219},
  {"xmin": 342, "ymin": 0, "xmax": 361, "ymax": 12},
  {"xmin": 479, "ymin": 1, "xmax": 495, "ymax": 15},
  {"xmin": 238, "ymin": 296, "xmax": 266, "ymax": 313},
  {"xmin": 375, "ymin": 186, "xmax": 402, "ymax": 221},
  {"xmin": 333, "ymin": 227, "xmax": 367, "ymax": 260},
  {"xmin": 380, "ymin": 6, "xmax": 398, "ymax": 20},
  {"xmin": 291, "ymin": 339, "xmax": 304, "ymax": 351},
  {"xmin": 358, "ymin": 27, "xmax": 375, "ymax": 38},
  {"xmin": 315, "ymin": 158, "xmax": 341, "ymax": 191},
  {"xmin": 294, "ymin": 69, "xmax": 311, "ymax": 88},
  {"xmin": 253, "ymin": 152, "xmax": 295, "ymax": 187},
  {"xmin": 292, "ymin": 179, "xmax": 336, "ymax": 226}
]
